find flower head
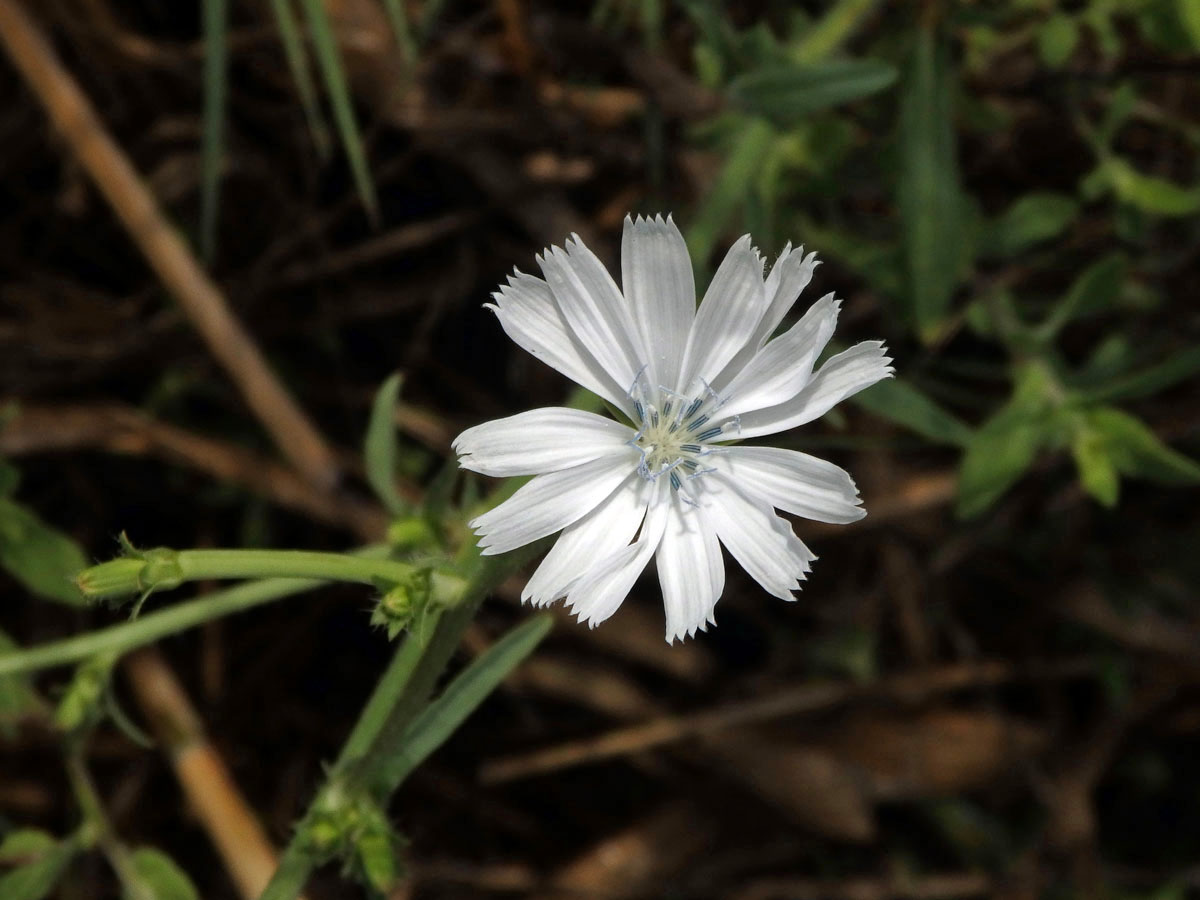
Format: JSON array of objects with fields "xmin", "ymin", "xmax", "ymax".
[{"xmin": 454, "ymin": 215, "xmax": 893, "ymax": 641}]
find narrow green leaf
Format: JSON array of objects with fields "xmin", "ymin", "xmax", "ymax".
[
  {"xmin": 0, "ymin": 499, "xmax": 88, "ymax": 606},
  {"xmin": 852, "ymin": 378, "xmax": 973, "ymax": 447},
  {"xmin": 1106, "ymin": 157, "xmax": 1200, "ymax": 217},
  {"xmin": 789, "ymin": 0, "xmax": 881, "ymax": 64},
  {"xmin": 1037, "ymin": 14, "xmax": 1079, "ymax": 67},
  {"xmin": 0, "ymin": 829, "xmax": 57, "ymax": 865},
  {"xmin": 124, "ymin": 848, "xmax": 200, "ymax": 900},
  {"xmin": 1089, "ymin": 407, "xmax": 1200, "ymax": 485},
  {"xmin": 956, "ymin": 365, "xmax": 1056, "ymax": 518},
  {"xmin": 298, "ymin": 0, "xmax": 380, "ymax": 221},
  {"xmin": 686, "ymin": 116, "xmax": 775, "ymax": 266},
  {"xmin": 365, "ymin": 373, "xmax": 407, "ymax": 517},
  {"xmin": 981, "ymin": 192, "xmax": 1078, "ymax": 258},
  {"xmin": 1041, "ymin": 253, "xmax": 1127, "ymax": 337},
  {"xmin": 898, "ymin": 27, "xmax": 967, "ymax": 343},
  {"xmin": 379, "ymin": 0, "xmax": 417, "ymax": 65},
  {"xmin": 200, "ymin": 0, "xmax": 228, "ymax": 261},
  {"xmin": 727, "ymin": 58, "xmax": 897, "ymax": 127},
  {"xmin": 267, "ymin": 0, "xmax": 332, "ymax": 157},
  {"xmin": 0, "ymin": 836, "xmax": 76, "ymax": 900},
  {"xmin": 1084, "ymin": 346, "xmax": 1200, "ymax": 403},
  {"xmin": 375, "ymin": 613, "xmax": 553, "ymax": 789},
  {"xmin": 1071, "ymin": 423, "xmax": 1119, "ymax": 507}
]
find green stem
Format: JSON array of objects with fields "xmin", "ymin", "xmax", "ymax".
[
  {"xmin": 65, "ymin": 746, "xmax": 153, "ymax": 900},
  {"xmin": 256, "ymin": 545, "xmax": 542, "ymax": 900},
  {"xmin": 3, "ymin": 546, "xmax": 397, "ymax": 677},
  {"xmin": 0, "ymin": 577, "xmax": 321, "ymax": 677},
  {"xmin": 172, "ymin": 549, "xmax": 417, "ymax": 587}
]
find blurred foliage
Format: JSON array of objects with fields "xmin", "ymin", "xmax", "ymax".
[
  {"xmin": 1, "ymin": 0, "xmax": 1198, "ymax": 898},
  {"xmin": 673, "ymin": 0, "xmax": 1200, "ymax": 518}
]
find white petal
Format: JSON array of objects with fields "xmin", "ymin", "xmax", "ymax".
[
  {"xmin": 757, "ymin": 246, "xmax": 821, "ymax": 349},
  {"xmin": 538, "ymin": 237, "xmax": 647, "ymax": 394},
  {"xmin": 700, "ymin": 474, "xmax": 815, "ymax": 601},
  {"xmin": 621, "ymin": 214, "xmax": 695, "ymax": 389},
  {"xmin": 715, "ymin": 446, "xmax": 866, "ymax": 524},
  {"xmin": 734, "ymin": 341, "xmax": 895, "ymax": 440},
  {"xmin": 678, "ymin": 236, "xmax": 766, "ymax": 388},
  {"xmin": 565, "ymin": 479, "xmax": 670, "ymax": 627},
  {"xmin": 656, "ymin": 496, "xmax": 724, "ymax": 642},
  {"xmin": 470, "ymin": 451, "xmax": 637, "ymax": 555},
  {"xmin": 716, "ymin": 293, "xmax": 841, "ymax": 420},
  {"xmin": 454, "ymin": 408, "xmax": 635, "ymax": 477},
  {"xmin": 522, "ymin": 476, "xmax": 648, "ymax": 607},
  {"xmin": 488, "ymin": 272, "xmax": 632, "ymax": 415}
]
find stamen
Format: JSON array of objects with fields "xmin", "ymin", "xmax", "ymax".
[
  {"xmin": 695, "ymin": 426, "xmax": 724, "ymax": 441},
  {"xmin": 669, "ymin": 471, "xmax": 681, "ymax": 491}
]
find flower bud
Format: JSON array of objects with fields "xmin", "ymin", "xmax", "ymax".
[{"xmin": 370, "ymin": 569, "xmax": 432, "ymax": 641}]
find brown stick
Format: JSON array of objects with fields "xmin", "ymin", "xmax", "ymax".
[
  {"xmin": 0, "ymin": 0, "xmax": 340, "ymax": 490},
  {"xmin": 123, "ymin": 648, "xmax": 308, "ymax": 900},
  {"xmin": 0, "ymin": 403, "xmax": 389, "ymax": 540},
  {"xmin": 479, "ymin": 658, "xmax": 1094, "ymax": 784}
]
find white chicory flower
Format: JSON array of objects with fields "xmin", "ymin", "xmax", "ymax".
[{"xmin": 454, "ymin": 214, "xmax": 893, "ymax": 642}]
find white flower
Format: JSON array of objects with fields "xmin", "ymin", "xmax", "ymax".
[{"xmin": 453, "ymin": 214, "xmax": 893, "ymax": 642}]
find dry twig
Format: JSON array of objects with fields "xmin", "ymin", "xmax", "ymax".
[{"xmin": 0, "ymin": 0, "xmax": 340, "ymax": 489}]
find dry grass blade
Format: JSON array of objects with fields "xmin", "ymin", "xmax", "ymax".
[
  {"xmin": 480, "ymin": 659, "xmax": 1094, "ymax": 783},
  {"xmin": 0, "ymin": 0, "xmax": 341, "ymax": 490},
  {"xmin": 0, "ymin": 404, "xmax": 388, "ymax": 539},
  {"xmin": 123, "ymin": 648, "xmax": 307, "ymax": 900}
]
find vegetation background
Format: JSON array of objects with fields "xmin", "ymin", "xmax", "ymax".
[{"xmin": 0, "ymin": 0, "xmax": 1198, "ymax": 897}]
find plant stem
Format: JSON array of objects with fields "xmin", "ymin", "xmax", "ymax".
[
  {"xmin": 256, "ymin": 545, "xmax": 542, "ymax": 900},
  {"xmin": 172, "ymin": 549, "xmax": 418, "ymax": 587},
  {"xmin": 2, "ymin": 546, "xmax": 397, "ymax": 677}
]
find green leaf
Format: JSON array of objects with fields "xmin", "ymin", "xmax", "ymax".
[
  {"xmin": 727, "ymin": 58, "xmax": 897, "ymax": 127},
  {"xmin": 374, "ymin": 613, "xmax": 553, "ymax": 789},
  {"xmin": 1071, "ymin": 421, "xmax": 1119, "ymax": 507},
  {"xmin": 788, "ymin": 0, "xmax": 881, "ymax": 65},
  {"xmin": 199, "ymin": 0, "xmax": 228, "ymax": 261},
  {"xmin": 1037, "ymin": 13, "xmax": 1079, "ymax": 67},
  {"xmin": 686, "ymin": 116, "xmax": 775, "ymax": 266},
  {"xmin": 364, "ymin": 373, "xmax": 407, "ymax": 517},
  {"xmin": 956, "ymin": 365, "xmax": 1056, "ymax": 518},
  {"xmin": 1040, "ymin": 253, "xmax": 1127, "ymax": 337},
  {"xmin": 266, "ymin": 0, "xmax": 331, "ymax": 158},
  {"xmin": 898, "ymin": 26, "xmax": 967, "ymax": 343},
  {"xmin": 0, "ymin": 499, "xmax": 88, "ymax": 606},
  {"xmin": 1181, "ymin": 0, "xmax": 1200, "ymax": 49},
  {"xmin": 981, "ymin": 192, "xmax": 1078, "ymax": 258},
  {"xmin": 298, "ymin": 0, "xmax": 379, "ymax": 222},
  {"xmin": 0, "ymin": 830, "xmax": 57, "ymax": 865},
  {"xmin": 0, "ymin": 630, "xmax": 40, "ymax": 733},
  {"xmin": 124, "ymin": 848, "xmax": 200, "ymax": 900},
  {"xmin": 1085, "ymin": 346, "xmax": 1200, "ymax": 403},
  {"xmin": 1089, "ymin": 407, "xmax": 1200, "ymax": 485},
  {"xmin": 852, "ymin": 378, "xmax": 973, "ymax": 447},
  {"xmin": 379, "ymin": 0, "xmax": 417, "ymax": 65},
  {"xmin": 1106, "ymin": 157, "xmax": 1200, "ymax": 217},
  {"xmin": 0, "ymin": 835, "xmax": 76, "ymax": 900}
]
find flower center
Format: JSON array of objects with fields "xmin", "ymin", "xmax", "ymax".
[{"xmin": 627, "ymin": 370, "xmax": 738, "ymax": 493}]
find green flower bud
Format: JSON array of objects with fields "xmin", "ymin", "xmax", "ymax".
[
  {"xmin": 370, "ymin": 569, "xmax": 432, "ymax": 641},
  {"xmin": 55, "ymin": 653, "xmax": 116, "ymax": 733},
  {"xmin": 385, "ymin": 517, "xmax": 437, "ymax": 551},
  {"xmin": 75, "ymin": 557, "xmax": 147, "ymax": 601}
]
